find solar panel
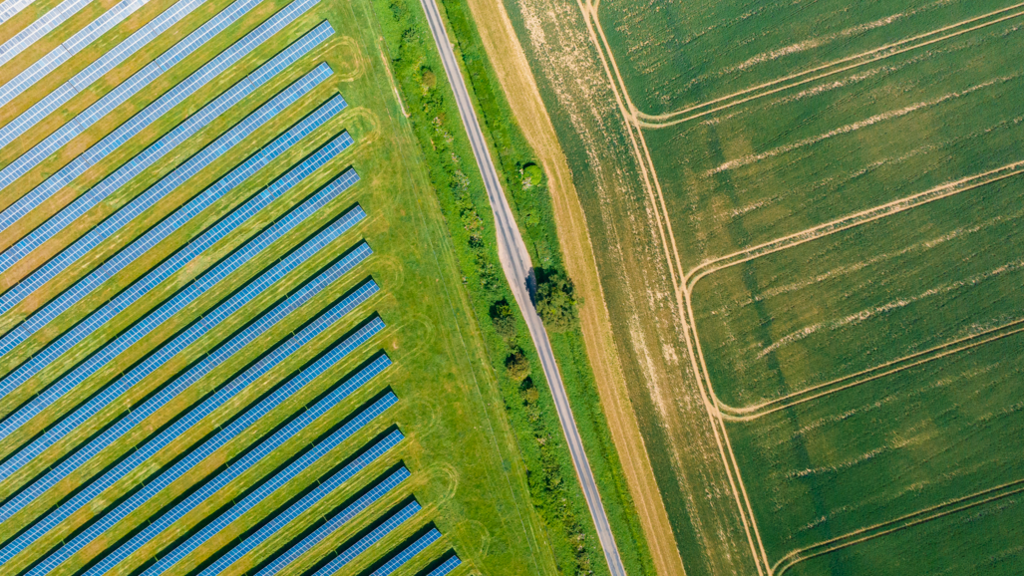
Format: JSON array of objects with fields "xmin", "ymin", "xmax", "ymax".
[
  {"xmin": 7, "ymin": 286, "xmax": 385, "ymax": 570},
  {"xmin": 0, "ymin": 0, "xmax": 153, "ymax": 109},
  {"xmin": 0, "ymin": 95, "xmax": 352, "ymax": 455},
  {"xmin": 196, "ymin": 435, "xmax": 407, "ymax": 576},
  {"xmin": 71, "ymin": 388, "xmax": 399, "ymax": 576},
  {"xmin": 0, "ymin": 22, "xmax": 336, "ymax": 278},
  {"xmin": 0, "ymin": 0, "xmax": 35, "ymax": 24},
  {"xmin": 0, "ymin": 0, "xmax": 328, "ymax": 225},
  {"xmin": 0, "ymin": 204, "xmax": 369, "ymax": 519},
  {"xmin": 311, "ymin": 500, "xmax": 423, "ymax": 576},
  {"xmin": 426, "ymin": 555, "xmax": 463, "ymax": 576},
  {"xmin": 255, "ymin": 468, "xmax": 412, "ymax": 576},
  {"xmin": 368, "ymin": 529, "xmax": 443, "ymax": 576},
  {"xmin": 0, "ymin": 0, "xmax": 91, "ymax": 70}
]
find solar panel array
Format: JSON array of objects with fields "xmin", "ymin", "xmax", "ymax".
[{"xmin": 0, "ymin": 0, "xmax": 459, "ymax": 573}]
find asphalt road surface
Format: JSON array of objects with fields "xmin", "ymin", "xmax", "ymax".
[{"xmin": 416, "ymin": 1, "xmax": 628, "ymax": 574}]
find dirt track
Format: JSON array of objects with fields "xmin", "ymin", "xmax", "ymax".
[{"xmin": 455, "ymin": 1, "xmax": 687, "ymax": 574}]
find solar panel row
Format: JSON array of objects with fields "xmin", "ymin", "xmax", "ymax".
[
  {"xmin": 191, "ymin": 430, "xmax": 406, "ymax": 576},
  {"xmin": 369, "ymin": 528, "xmax": 443, "ymax": 576},
  {"xmin": 0, "ymin": 130, "xmax": 351, "ymax": 412},
  {"xmin": 0, "ymin": 0, "xmax": 205, "ymax": 135},
  {"xmin": 0, "ymin": 197, "xmax": 367, "ymax": 516},
  {"xmin": 311, "ymin": 500, "xmax": 422, "ymax": 576},
  {"xmin": 0, "ymin": 95, "xmax": 349, "ymax": 361},
  {"xmin": 0, "ymin": 0, "xmax": 324, "ymax": 217},
  {"xmin": 0, "ymin": 0, "xmax": 34, "ymax": 24},
  {"xmin": 9, "ymin": 288, "xmax": 383, "ymax": 570},
  {"xmin": 0, "ymin": 0, "xmax": 91, "ymax": 69},
  {"xmin": 17, "ymin": 319, "xmax": 387, "ymax": 571},
  {"xmin": 0, "ymin": 27, "xmax": 335, "ymax": 282},
  {"xmin": 0, "ymin": 0, "xmax": 152, "ymax": 109},
  {"xmin": 218, "ymin": 465, "xmax": 411, "ymax": 576},
  {"xmin": 0, "ymin": 271, "xmax": 378, "ymax": 563},
  {"xmin": 139, "ymin": 398, "xmax": 402, "ymax": 576},
  {"xmin": 427, "ymin": 555, "xmax": 463, "ymax": 576},
  {"xmin": 0, "ymin": 97, "xmax": 351, "ymax": 457}
]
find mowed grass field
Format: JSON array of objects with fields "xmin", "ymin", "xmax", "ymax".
[
  {"xmin": 591, "ymin": 0, "xmax": 1024, "ymax": 573},
  {"xmin": 0, "ymin": 0, "xmax": 555, "ymax": 574}
]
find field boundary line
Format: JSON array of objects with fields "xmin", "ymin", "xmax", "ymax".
[
  {"xmin": 717, "ymin": 317, "xmax": 1024, "ymax": 420},
  {"xmin": 684, "ymin": 160, "xmax": 1024, "ymax": 291},
  {"xmin": 580, "ymin": 0, "xmax": 772, "ymax": 573},
  {"xmin": 632, "ymin": 3, "xmax": 1024, "ymax": 127},
  {"xmin": 771, "ymin": 477, "xmax": 1024, "ymax": 576}
]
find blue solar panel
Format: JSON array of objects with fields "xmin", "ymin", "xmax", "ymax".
[
  {"xmin": 197, "ymin": 437, "xmax": 407, "ymax": 576},
  {"xmin": 0, "ymin": 60, "xmax": 339, "ymax": 349},
  {"xmin": 427, "ymin": 555, "xmax": 463, "ymax": 576},
  {"xmin": 0, "ymin": 21, "xmax": 336, "ymax": 278},
  {"xmin": 255, "ymin": 468, "xmax": 412, "ymax": 576},
  {"xmin": 0, "ymin": 202, "xmax": 369, "ymax": 514},
  {"xmin": 0, "ymin": 0, "xmax": 91, "ymax": 69},
  {"xmin": 0, "ymin": 0, "xmax": 328, "ymax": 227},
  {"xmin": 7, "ymin": 287, "xmax": 385, "ymax": 571},
  {"xmin": 311, "ymin": 500, "xmax": 423, "ymax": 576},
  {"xmin": 0, "ymin": 104, "xmax": 353, "ymax": 456},
  {"xmin": 72, "ymin": 386, "xmax": 399, "ymax": 576},
  {"xmin": 0, "ymin": 0, "xmax": 152, "ymax": 109},
  {"xmin": 369, "ymin": 529, "xmax": 443, "ymax": 576}
]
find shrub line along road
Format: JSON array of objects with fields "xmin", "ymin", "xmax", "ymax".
[{"xmin": 417, "ymin": 1, "xmax": 627, "ymax": 574}]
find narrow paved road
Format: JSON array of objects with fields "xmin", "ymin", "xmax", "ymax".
[{"xmin": 417, "ymin": 1, "xmax": 627, "ymax": 574}]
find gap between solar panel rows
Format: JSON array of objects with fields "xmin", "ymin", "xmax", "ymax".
[
  {"xmin": 0, "ymin": 250, "xmax": 379, "ymax": 564},
  {"xmin": 0, "ymin": 24, "xmax": 335, "ymax": 290},
  {"xmin": 0, "ymin": 84, "xmax": 350, "ymax": 447},
  {"xmin": 0, "ymin": 39, "xmax": 339, "ymax": 352},
  {"xmin": 0, "ymin": 163, "xmax": 364, "ymax": 510},
  {"xmin": 8, "ymin": 279, "xmax": 385, "ymax": 572},
  {"xmin": 54, "ymin": 358, "xmax": 398, "ymax": 576},
  {"xmin": 0, "ymin": 0, "xmax": 324, "ymax": 212}
]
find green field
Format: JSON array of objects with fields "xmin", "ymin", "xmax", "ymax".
[
  {"xmin": 501, "ymin": 0, "xmax": 1024, "ymax": 573},
  {"xmin": 0, "ymin": 0, "xmax": 564, "ymax": 574}
]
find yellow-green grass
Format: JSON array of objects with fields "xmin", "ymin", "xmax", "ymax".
[
  {"xmin": 642, "ymin": 10, "xmax": 1024, "ymax": 267},
  {"xmin": 691, "ymin": 175, "xmax": 1024, "ymax": 407},
  {"xmin": 600, "ymin": 0, "xmax": 1018, "ymax": 116},
  {"xmin": 0, "ymin": 0, "xmax": 554, "ymax": 573}
]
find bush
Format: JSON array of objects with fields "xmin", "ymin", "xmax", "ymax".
[
  {"xmin": 490, "ymin": 299, "xmax": 518, "ymax": 341},
  {"xmin": 535, "ymin": 271, "xmax": 578, "ymax": 332},
  {"xmin": 505, "ymin": 348, "xmax": 532, "ymax": 382}
]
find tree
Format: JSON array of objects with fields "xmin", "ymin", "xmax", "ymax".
[{"xmin": 535, "ymin": 271, "xmax": 578, "ymax": 332}]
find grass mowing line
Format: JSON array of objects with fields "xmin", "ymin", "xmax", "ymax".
[
  {"xmin": 55, "ymin": 327, "xmax": 390, "ymax": 575},
  {"xmin": 0, "ymin": 29, "xmax": 335, "ymax": 322},
  {"xmin": 0, "ymin": 0, "xmax": 90, "ymax": 69},
  {"xmin": 0, "ymin": 0, "xmax": 320, "ymax": 211},
  {"xmin": 0, "ymin": 0, "xmax": 205, "ymax": 145},
  {"xmin": 0, "ymin": 249, "xmax": 375, "ymax": 566},
  {"xmin": 0, "ymin": 73, "xmax": 339, "ymax": 453},
  {"xmin": 634, "ymin": 3, "xmax": 1024, "ymax": 127},
  {"xmin": 0, "ymin": 162, "xmax": 360, "ymax": 517},
  {"xmin": 130, "ymin": 382, "xmax": 398, "ymax": 576},
  {"xmin": 249, "ymin": 467, "xmax": 411, "ymax": 576},
  {"xmin": 202, "ymin": 465, "xmax": 411, "ymax": 576},
  {"xmin": 0, "ymin": 93, "xmax": 345, "ymax": 389},
  {"xmin": 770, "ymin": 477, "xmax": 1024, "ymax": 576},
  {"xmin": 718, "ymin": 318, "xmax": 1024, "ymax": 420}
]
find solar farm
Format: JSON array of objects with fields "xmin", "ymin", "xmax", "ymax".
[{"xmin": 0, "ymin": 0, "xmax": 548, "ymax": 574}]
